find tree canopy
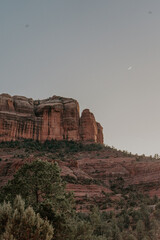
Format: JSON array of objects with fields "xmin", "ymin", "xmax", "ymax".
[
  {"xmin": 0, "ymin": 195, "xmax": 53, "ymax": 240},
  {"xmin": 0, "ymin": 160, "xmax": 75, "ymax": 240}
]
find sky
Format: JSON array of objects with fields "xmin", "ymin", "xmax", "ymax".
[{"xmin": 1, "ymin": 0, "xmax": 160, "ymax": 156}]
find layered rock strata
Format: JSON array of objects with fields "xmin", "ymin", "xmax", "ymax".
[
  {"xmin": 0, "ymin": 94, "xmax": 103, "ymax": 143},
  {"xmin": 1, "ymin": 148, "xmax": 160, "ymax": 211}
]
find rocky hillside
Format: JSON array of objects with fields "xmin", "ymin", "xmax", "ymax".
[
  {"xmin": 0, "ymin": 94, "xmax": 103, "ymax": 143},
  {"xmin": 0, "ymin": 140, "xmax": 160, "ymax": 212}
]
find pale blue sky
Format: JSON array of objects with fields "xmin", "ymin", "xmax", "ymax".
[{"xmin": 1, "ymin": 0, "xmax": 160, "ymax": 156}]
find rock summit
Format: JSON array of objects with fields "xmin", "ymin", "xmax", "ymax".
[{"xmin": 0, "ymin": 94, "xmax": 103, "ymax": 143}]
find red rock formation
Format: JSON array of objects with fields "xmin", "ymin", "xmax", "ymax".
[
  {"xmin": 79, "ymin": 109, "xmax": 103, "ymax": 143},
  {"xmin": 0, "ymin": 94, "xmax": 103, "ymax": 143},
  {"xmin": 96, "ymin": 122, "xmax": 103, "ymax": 144},
  {"xmin": 0, "ymin": 94, "xmax": 40, "ymax": 142}
]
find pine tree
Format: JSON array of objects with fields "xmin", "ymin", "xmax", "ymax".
[
  {"xmin": 0, "ymin": 160, "xmax": 64, "ymax": 207},
  {"xmin": 127, "ymin": 235, "xmax": 137, "ymax": 240},
  {"xmin": 136, "ymin": 219, "xmax": 145, "ymax": 240},
  {"xmin": 72, "ymin": 220, "xmax": 94, "ymax": 240},
  {"xmin": 0, "ymin": 195, "xmax": 53, "ymax": 240},
  {"xmin": 0, "ymin": 160, "xmax": 76, "ymax": 240}
]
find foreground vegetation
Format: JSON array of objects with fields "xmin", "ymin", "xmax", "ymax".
[
  {"xmin": 0, "ymin": 160, "xmax": 160, "ymax": 240},
  {"xmin": 1, "ymin": 140, "xmax": 160, "ymax": 239}
]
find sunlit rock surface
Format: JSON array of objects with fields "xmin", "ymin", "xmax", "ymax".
[{"xmin": 0, "ymin": 94, "xmax": 103, "ymax": 143}]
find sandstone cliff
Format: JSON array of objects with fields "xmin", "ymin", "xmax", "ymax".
[{"xmin": 0, "ymin": 93, "xmax": 103, "ymax": 143}]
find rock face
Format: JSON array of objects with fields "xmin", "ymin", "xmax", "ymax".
[
  {"xmin": 0, "ymin": 94, "xmax": 103, "ymax": 143},
  {"xmin": 80, "ymin": 109, "xmax": 103, "ymax": 144}
]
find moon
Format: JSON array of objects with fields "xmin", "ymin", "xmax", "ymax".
[{"xmin": 128, "ymin": 66, "xmax": 133, "ymax": 71}]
